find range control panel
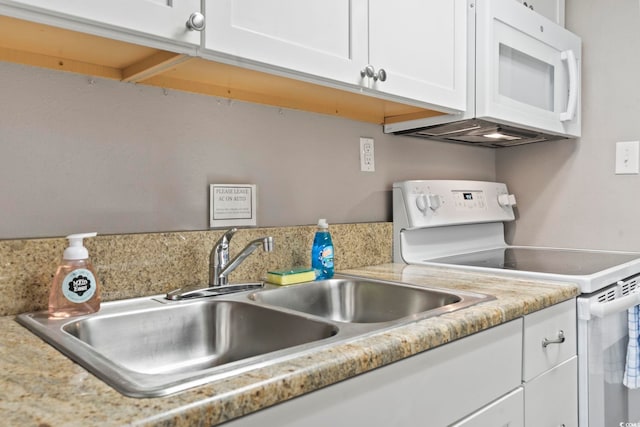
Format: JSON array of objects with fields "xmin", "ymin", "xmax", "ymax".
[
  {"xmin": 393, "ymin": 180, "xmax": 516, "ymax": 229},
  {"xmin": 452, "ymin": 190, "xmax": 487, "ymax": 210}
]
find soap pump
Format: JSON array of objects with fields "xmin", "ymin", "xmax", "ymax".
[{"xmin": 48, "ymin": 232, "xmax": 101, "ymax": 318}]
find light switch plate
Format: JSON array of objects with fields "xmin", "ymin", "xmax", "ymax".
[{"xmin": 615, "ymin": 141, "xmax": 640, "ymax": 175}]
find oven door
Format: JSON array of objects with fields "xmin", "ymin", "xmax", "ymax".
[
  {"xmin": 475, "ymin": 0, "xmax": 581, "ymax": 137},
  {"xmin": 578, "ymin": 284, "xmax": 640, "ymax": 427}
]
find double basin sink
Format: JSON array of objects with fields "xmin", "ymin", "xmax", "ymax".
[{"xmin": 17, "ymin": 276, "xmax": 493, "ymax": 397}]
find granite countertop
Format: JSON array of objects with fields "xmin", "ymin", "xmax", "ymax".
[{"xmin": 0, "ymin": 263, "xmax": 579, "ymax": 427}]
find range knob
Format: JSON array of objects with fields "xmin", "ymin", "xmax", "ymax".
[
  {"xmin": 416, "ymin": 193, "xmax": 441, "ymax": 214},
  {"xmin": 416, "ymin": 193, "xmax": 428, "ymax": 213},
  {"xmin": 427, "ymin": 194, "xmax": 441, "ymax": 211},
  {"xmin": 498, "ymin": 193, "xmax": 517, "ymax": 207}
]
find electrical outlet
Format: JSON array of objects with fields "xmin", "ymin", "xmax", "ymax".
[
  {"xmin": 360, "ymin": 137, "xmax": 375, "ymax": 172},
  {"xmin": 615, "ymin": 141, "xmax": 640, "ymax": 174}
]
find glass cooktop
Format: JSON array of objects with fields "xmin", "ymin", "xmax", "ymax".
[{"xmin": 428, "ymin": 247, "xmax": 640, "ymax": 276}]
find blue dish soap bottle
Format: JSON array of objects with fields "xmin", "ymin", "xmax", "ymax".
[{"xmin": 312, "ymin": 219, "xmax": 334, "ymax": 280}]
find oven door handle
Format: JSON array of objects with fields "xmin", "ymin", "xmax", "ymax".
[{"xmin": 588, "ymin": 292, "xmax": 640, "ymax": 318}]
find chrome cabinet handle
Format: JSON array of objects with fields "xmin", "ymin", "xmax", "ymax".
[
  {"xmin": 186, "ymin": 12, "xmax": 206, "ymax": 31},
  {"xmin": 542, "ymin": 330, "xmax": 565, "ymax": 348},
  {"xmin": 360, "ymin": 65, "xmax": 388, "ymax": 82},
  {"xmin": 360, "ymin": 65, "xmax": 375, "ymax": 79},
  {"xmin": 376, "ymin": 68, "xmax": 387, "ymax": 82}
]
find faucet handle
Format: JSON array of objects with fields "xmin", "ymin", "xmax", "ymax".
[
  {"xmin": 215, "ymin": 228, "xmax": 237, "ymax": 247},
  {"xmin": 262, "ymin": 236, "xmax": 274, "ymax": 252},
  {"xmin": 210, "ymin": 228, "xmax": 238, "ymax": 271}
]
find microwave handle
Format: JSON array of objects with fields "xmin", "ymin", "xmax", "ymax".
[{"xmin": 560, "ymin": 50, "xmax": 578, "ymax": 122}]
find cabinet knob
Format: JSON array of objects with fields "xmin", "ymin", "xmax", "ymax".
[
  {"xmin": 360, "ymin": 65, "xmax": 375, "ymax": 79},
  {"xmin": 186, "ymin": 12, "xmax": 206, "ymax": 31},
  {"xmin": 542, "ymin": 330, "xmax": 565, "ymax": 348},
  {"xmin": 360, "ymin": 66, "xmax": 387, "ymax": 82},
  {"xmin": 376, "ymin": 68, "xmax": 387, "ymax": 82}
]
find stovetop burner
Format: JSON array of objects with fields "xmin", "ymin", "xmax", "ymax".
[{"xmin": 429, "ymin": 247, "xmax": 640, "ymax": 276}]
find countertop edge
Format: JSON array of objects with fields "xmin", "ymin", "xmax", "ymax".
[{"xmin": 0, "ymin": 263, "xmax": 579, "ymax": 427}]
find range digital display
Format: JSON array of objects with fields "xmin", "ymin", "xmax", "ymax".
[{"xmin": 463, "ymin": 192, "xmax": 473, "ymax": 200}]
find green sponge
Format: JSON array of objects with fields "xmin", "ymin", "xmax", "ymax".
[{"xmin": 266, "ymin": 267, "xmax": 316, "ymax": 285}]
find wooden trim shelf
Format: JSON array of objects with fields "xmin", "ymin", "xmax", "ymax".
[{"xmin": 0, "ymin": 14, "xmax": 444, "ymax": 125}]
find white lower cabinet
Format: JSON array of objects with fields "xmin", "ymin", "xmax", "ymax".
[
  {"xmin": 522, "ymin": 299, "xmax": 578, "ymax": 427},
  {"xmin": 225, "ymin": 300, "xmax": 578, "ymax": 427},
  {"xmin": 225, "ymin": 319, "xmax": 523, "ymax": 427},
  {"xmin": 523, "ymin": 299, "xmax": 577, "ymax": 382},
  {"xmin": 524, "ymin": 357, "xmax": 578, "ymax": 427},
  {"xmin": 451, "ymin": 388, "xmax": 524, "ymax": 427}
]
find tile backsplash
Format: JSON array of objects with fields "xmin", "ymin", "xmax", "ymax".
[{"xmin": 0, "ymin": 223, "xmax": 392, "ymax": 316}]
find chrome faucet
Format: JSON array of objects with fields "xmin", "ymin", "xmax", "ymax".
[
  {"xmin": 210, "ymin": 228, "xmax": 274, "ymax": 286},
  {"xmin": 166, "ymin": 228, "xmax": 274, "ymax": 300}
]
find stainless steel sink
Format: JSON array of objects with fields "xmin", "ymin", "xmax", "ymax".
[
  {"xmin": 250, "ymin": 278, "xmax": 470, "ymax": 323},
  {"xmin": 18, "ymin": 298, "xmax": 339, "ymax": 397},
  {"xmin": 17, "ymin": 275, "xmax": 494, "ymax": 398},
  {"xmin": 63, "ymin": 300, "xmax": 338, "ymax": 376}
]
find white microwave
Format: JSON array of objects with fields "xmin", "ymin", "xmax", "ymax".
[{"xmin": 384, "ymin": 0, "xmax": 581, "ymax": 148}]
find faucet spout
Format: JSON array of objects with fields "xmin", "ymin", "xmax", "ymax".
[
  {"xmin": 210, "ymin": 234, "xmax": 274, "ymax": 286},
  {"xmin": 166, "ymin": 230, "xmax": 273, "ymax": 301},
  {"xmin": 216, "ymin": 236, "xmax": 274, "ymax": 285}
]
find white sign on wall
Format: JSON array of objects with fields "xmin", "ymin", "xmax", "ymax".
[{"xmin": 209, "ymin": 184, "xmax": 257, "ymax": 228}]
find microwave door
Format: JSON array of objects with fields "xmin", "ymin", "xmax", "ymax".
[{"xmin": 475, "ymin": 0, "xmax": 581, "ymax": 137}]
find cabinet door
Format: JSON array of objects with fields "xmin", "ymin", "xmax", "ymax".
[
  {"xmin": 451, "ymin": 388, "xmax": 524, "ymax": 427},
  {"xmin": 203, "ymin": 0, "xmax": 368, "ymax": 86},
  {"xmin": 1, "ymin": 0, "xmax": 201, "ymax": 46},
  {"xmin": 525, "ymin": 356, "xmax": 578, "ymax": 427},
  {"xmin": 224, "ymin": 319, "xmax": 522, "ymax": 427},
  {"xmin": 368, "ymin": 0, "xmax": 467, "ymax": 111}
]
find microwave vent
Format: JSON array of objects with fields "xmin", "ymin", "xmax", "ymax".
[{"xmin": 395, "ymin": 119, "xmax": 567, "ymax": 148}]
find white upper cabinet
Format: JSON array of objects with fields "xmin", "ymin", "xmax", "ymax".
[
  {"xmin": 0, "ymin": 0, "xmax": 202, "ymax": 48},
  {"xmin": 367, "ymin": 0, "xmax": 467, "ymax": 111},
  {"xmin": 202, "ymin": 0, "xmax": 466, "ymax": 112},
  {"xmin": 202, "ymin": 0, "xmax": 369, "ymax": 85}
]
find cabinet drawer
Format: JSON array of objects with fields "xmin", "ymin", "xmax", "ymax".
[
  {"xmin": 523, "ymin": 299, "xmax": 576, "ymax": 381},
  {"xmin": 450, "ymin": 388, "xmax": 524, "ymax": 427},
  {"xmin": 524, "ymin": 356, "xmax": 578, "ymax": 427}
]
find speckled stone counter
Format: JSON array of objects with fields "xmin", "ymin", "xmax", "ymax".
[
  {"xmin": 0, "ymin": 263, "xmax": 578, "ymax": 427},
  {"xmin": 0, "ymin": 224, "xmax": 392, "ymax": 316}
]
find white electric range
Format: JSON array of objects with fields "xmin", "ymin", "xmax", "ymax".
[{"xmin": 393, "ymin": 180, "xmax": 640, "ymax": 427}]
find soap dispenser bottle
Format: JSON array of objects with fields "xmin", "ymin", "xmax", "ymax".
[
  {"xmin": 48, "ymin": 232, "xmax": 101, "ymax": 318},
  {"xmin": 311, "ymin": 219, "xmax": 334, "ymax": 280}
]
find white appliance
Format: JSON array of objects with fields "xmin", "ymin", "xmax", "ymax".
[
  {"xmin": 514, "ymin": 0, "xmax": 566, "ymax": 26},
  {"xmin": 384, "ymin": 0, "xmax": 581, "ymax": 148},
  {"xmin": 393, "ymin": 180, "xmax": 640, "ymax": 427}
]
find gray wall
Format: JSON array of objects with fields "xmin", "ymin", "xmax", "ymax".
[
  {"xmin": 497, "ymin": 0, "xmax": 640, "ymax": 251},
  {"xmin": 0, "ymin": 61, "xmax": 496, "ymax": 239}
]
